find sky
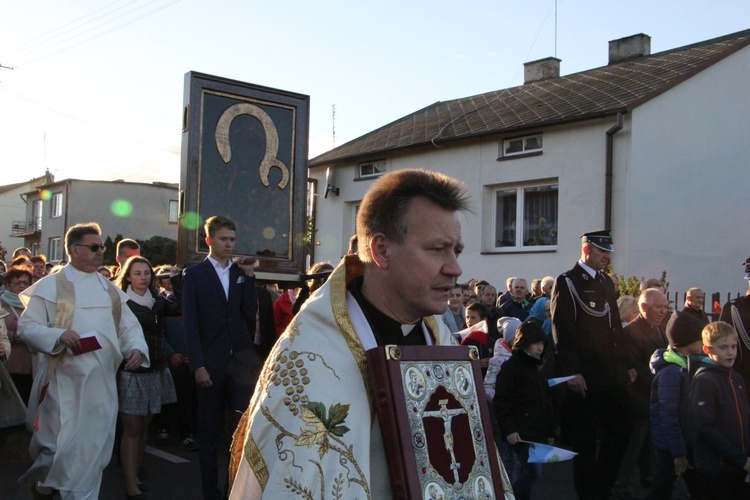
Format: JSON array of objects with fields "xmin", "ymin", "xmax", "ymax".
[{"xmin": 2, "ymin": 0, "xmax": 749, "ymax": 186}]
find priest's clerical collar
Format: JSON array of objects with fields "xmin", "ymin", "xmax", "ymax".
[{"xmin": 348, "ymin": 276, "xmax": 426, "ymax": 346}]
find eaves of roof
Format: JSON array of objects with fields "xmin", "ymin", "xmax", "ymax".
[{"xmin": 310, "ymin": 28, "xmax": 750, "ymax": 167}]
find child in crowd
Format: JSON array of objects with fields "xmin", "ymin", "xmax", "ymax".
[
  {"xmin": 484, "ymin": 317, "xmax": 521, "ymax": 401},
  {"xmin": 461, "ymin": 302, "xmax": 492, "ymax": 363},
  {"xmin": 689, "ymin": 321, "xmax": 750, "ymax": 497},
  {"xmin": 646, "ymin": 311, "xmax": 704, "ymax": 500},
  {"xmin": 494, "ymin": 320, "xmax": 555, "ymax": 500}
]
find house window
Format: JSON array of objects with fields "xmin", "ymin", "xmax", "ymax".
[
  {"xmin": 502, "ymin": 133, "xmax": 543, "ymax": 158},
  {"xmin": 358, "ymin": 159, "xmax": 386, "ymax": 179},
  {"xmin": 31, "ymin": 242, "xmax": 40, "ymax": 255},
  {"xmin": 51, "ymin": 192, "xmax": 63, "ymax": 218},
  {"xmin": 49, "ymin": 237, "xmax": 62, "ymax": 262},
  {"xmin": 169, "ymin": 200, "xmax": 178, "ymax": 223},
  {"xmin": 494, "ymin": 182, "xmax": 558, "ymax": 249}
]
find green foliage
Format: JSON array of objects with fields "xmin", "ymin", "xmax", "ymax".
[
  {"xmin": 303, "ymin": 214, "xmax": 317, "ymax": 260},
  {"xmin": 136, "ymin": 235, "xmax": 177, "ymax": 266},
  {"xmin": 617, "ymin": 275, "xmax": 643, "ymax": 297},
  {"xmin": 102, "ymin": 235, "xmax": 116, "ymax": 265},
  {"xmin": 102, "ymin": 234, "xmax": 122, "ymax": 266},
  {"xmin": 606, "ymin": 264, "xmax": 669, "ymax": 297}
]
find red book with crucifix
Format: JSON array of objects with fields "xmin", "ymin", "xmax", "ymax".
[{"xmin": 366, "ymin": 345, "xmax": 510, "ymax": 499}]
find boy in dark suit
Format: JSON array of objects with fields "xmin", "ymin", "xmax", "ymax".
[{"xmin": 182, "ymin": 215, "xmax": 258, "ymax": 500}]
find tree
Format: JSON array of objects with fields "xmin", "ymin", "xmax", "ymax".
[
  {"xmin": 136, "ymin": 235, "xmax": 177, "ymax": 266},
  {"xmin": 102, "ymin": 235, "xmax": 116, "ymax": 265},
  {"xmin": 0, "ymin": 240, "xmax": 7, "ymax": 263}
]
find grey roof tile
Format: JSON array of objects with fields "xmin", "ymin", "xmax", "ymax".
[{"xmin": 310, "ymin": 29, "xmax": 750, "ymax": 166}]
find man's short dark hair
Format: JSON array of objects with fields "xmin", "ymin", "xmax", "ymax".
[
  {"xmin": 65, "ymin": 222, "xmax": 102, "ymax": 255},
  {"xmin": 356, "ymin": 169, "xmax": 469, "ymax": 263},
  {"xmin": 467, "ymin": 302, "xmax": 489, "ymax": 320},
  {"xmin": 204, "ymin": 215, "xmax": 236, "ymax": 238},
  {"xmin": 116, "ymin": 238, "xmax": 140, "ymax": 258}
]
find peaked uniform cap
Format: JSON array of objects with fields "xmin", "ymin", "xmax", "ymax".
[{"xmin": 581, "ymin": 230, "xmax": 614, "ymax": 252}]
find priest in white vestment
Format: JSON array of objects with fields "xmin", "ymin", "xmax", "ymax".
[
  {"xmin": 18, "ymin": 223, "xmax": 148, "ymax": 500},
  {"xmin": 229, "ymin": 170, "xmax": 515, "ymax": 499}
]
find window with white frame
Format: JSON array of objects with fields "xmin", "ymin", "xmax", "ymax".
[
  {"xmin": 494, "ymin": 182, "xmax": 558, "ymax": 249},
  {"xmin": 358, "ymin": 159, "xmax": 386, "ymax": 179},
  {"xmin": 169, "ymin": 200, "xmax": 178, "ymax": 223},
  {"xmin": 49, "ymin": 237, "xmax": 62, "ymax": 261},
  {"xmin": 51, "ymin": 192, "xmax": 63, "ymax": 218},
  {"xmin": 31, "ymin": 242, "xmax": 40, "ymax": 255},
  {"xmin": 502, "ymin": 133, "xmax": 543, "ymax": 158}
]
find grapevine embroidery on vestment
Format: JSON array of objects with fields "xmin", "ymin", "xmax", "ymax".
[{"xmin": 260, "ymin": 348, "xmax": 371, "ymax": 499}]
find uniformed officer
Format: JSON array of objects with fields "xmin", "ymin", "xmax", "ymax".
[
  {"xmin": 551, "ymin": 230, "xmax": 633, "ymax": 500},
  {"xmin": 719, "ymin": 256, "xmax": 750, "ymax": 383}
]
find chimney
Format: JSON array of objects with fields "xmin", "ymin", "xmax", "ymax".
[
  {"xmin": 523, "ymin": 57, "xmax": 561, "ymax": 84},
  {"xmin": 609, "ymin": 34, "xmax": 651, "ymax": 64}
]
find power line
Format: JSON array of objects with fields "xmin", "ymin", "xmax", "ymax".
[
  {"xmin": 5, "ymin": 0, "xmax": 181, "ymax": 67},
  {"xmin": 0, "ymin": 84, "xmax": 180, "ymax": 156},
  {"xmin": 0, "ymin": 0, "xmax": 130, "ymax": 57}
]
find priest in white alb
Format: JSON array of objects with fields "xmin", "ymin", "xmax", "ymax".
[{"xmin": 18, "ymin": 222, "xmax": 148, "ymax": 500}]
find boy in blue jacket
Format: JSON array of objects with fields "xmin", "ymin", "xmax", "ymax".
[
  {"xmin": 646, "ymin": 311, "xmax": 703, "ymax": 499},
  {"xmin": 689, "ymin": 321, "xmax": 750, "ymax": 497}
]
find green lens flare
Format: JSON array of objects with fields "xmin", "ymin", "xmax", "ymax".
[
  {"xmin": 111, "ymin": 199, "xmax": 133, "ymax": 217},
  {"xmin": 180, "ymin": 212, "xmax": 202, "ymax": 230}
]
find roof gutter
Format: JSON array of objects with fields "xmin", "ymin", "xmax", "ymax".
[{"xmin": 605, "ymin": 112, "xmax": 624, "ymax": 229}]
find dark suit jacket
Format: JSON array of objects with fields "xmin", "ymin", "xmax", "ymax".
[
  {"xmin": 182, "ymin": 258, "xmax": 258, "ymax": 373},
  {"xmin": 551, "ymin": 263, "xmax": 629, "ymax": 386},
  {"xmin": 255, "ymin": 286, "xmax": 277, "ymax": 362},
  {"xmin": 623, "ymin": 315, "xmax": 667, "ymax": 415}
]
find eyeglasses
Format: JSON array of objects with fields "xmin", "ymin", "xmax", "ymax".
[
  {"xmin": 74, "ymin": 243, "xmax": 106, "ymax": 253},
  {"xmin": 10, "ymin": 280, "xmax": 31, "ymax": 287}
]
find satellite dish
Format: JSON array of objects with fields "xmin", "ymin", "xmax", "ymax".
[
  {"xmin": 324, "ymin": 167, "xmax": 338, "ymax": 198},
  {"xmin": 324, "ymin": 168, "xmax": 332, "ymax": 199}
]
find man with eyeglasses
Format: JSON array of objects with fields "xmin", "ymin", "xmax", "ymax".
[{"xmin": 18, "ymin": 222, "xmax": 149, "ymax": 499}]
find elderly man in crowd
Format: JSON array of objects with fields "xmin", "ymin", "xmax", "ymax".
[
  {"xmin": 683, "ymin": 287, "xmax": 709, "ymax": 325},
  {"xmin": 18, "ymin": 222, "xmax": 148, "ymax": 499},
  {"xmin": 498, "ymin": 278, "xmax": 534, "ymax": 321},
  {"xmin": 613, "ymin": 288, "xmax": 669, "ymax": 497}
]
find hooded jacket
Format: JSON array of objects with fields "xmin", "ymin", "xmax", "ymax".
[
  {"xmin": 649, "ymin": 348, "xmax": 694, "ymax": 457},
  {"xmin": 689, "ymin": 356, "xmax": 750, "ymax": 473}
]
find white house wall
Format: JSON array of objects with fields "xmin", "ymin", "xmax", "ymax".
[
  {"xmin": 310, "ymin": 117, "xmax": 616, "ymax": 289},
  {"xmin": 623, "ymin": 45, "xmax": 750, "ymax": 297}
]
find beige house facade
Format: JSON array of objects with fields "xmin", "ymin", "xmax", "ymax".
[{"xmin": 12, "ymin": 179, "xmax": 178, "ymax": 262}]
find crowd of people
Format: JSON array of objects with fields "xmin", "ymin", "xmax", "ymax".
[
  {"xmin": 2, "ymin": 168, "xmax": 750, "ymax": 499},
  {"xmin": 436, "ymin": 232, "xmax": 750, "ymax": 499}
]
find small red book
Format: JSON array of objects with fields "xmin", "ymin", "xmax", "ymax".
[{"xmin": 71, "ymin": 335, "xmax": 102, "ymax": 356}]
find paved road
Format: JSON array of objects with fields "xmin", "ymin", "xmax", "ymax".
[{"xmin": 2, "ymin": 423, "xmax": 657, "ymax": 499}]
